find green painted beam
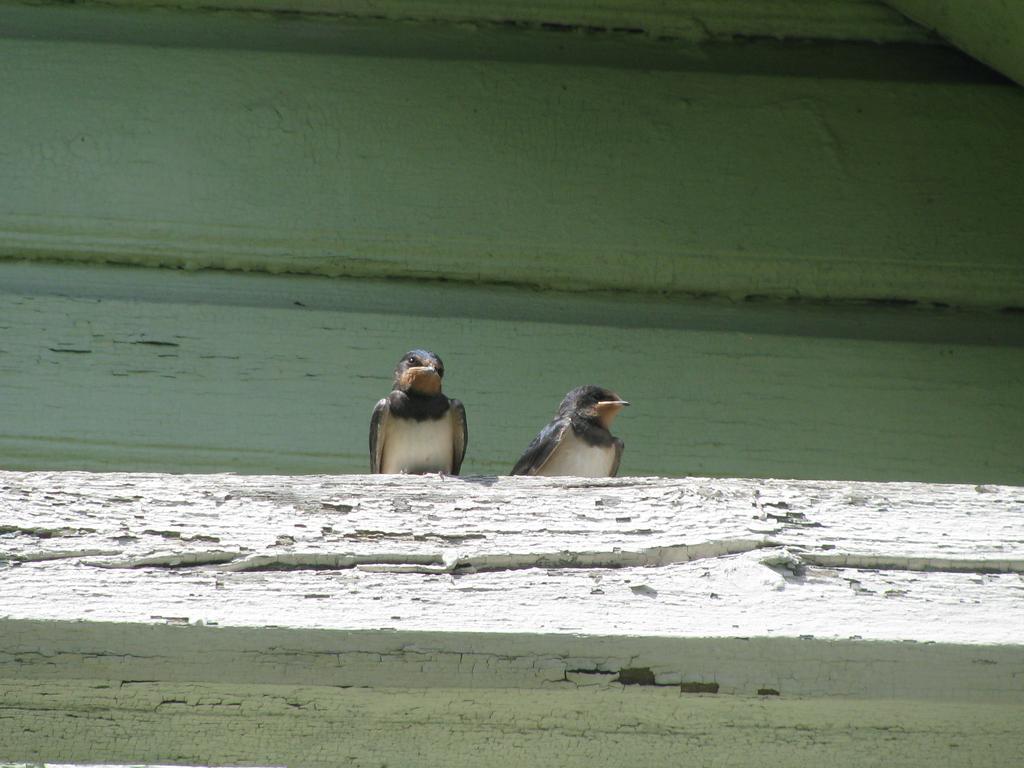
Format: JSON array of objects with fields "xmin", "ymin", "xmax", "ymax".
[
  {"xmin": 9, "ymin": 0, "xmax": 934, "ymax": 44},
  {"xmin": 3, "ymin": 678, "xmax": 1021, "ymax": 766},
  {"xmin": 885, "ymin": 0, "xmax": 1024, "ymax": 86},
  {"xmin": 1, "ymin": 5, "xmax": 1022, "ymax": 308},
  {"xmin": 2, "ymin": 615, "xmax": 1023, "ymax": 765},
  {"xmin": 2, "ymin": 261, "xmax": 1022, "ymax": 483}
]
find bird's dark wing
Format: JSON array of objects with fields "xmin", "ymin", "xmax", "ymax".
[
  {"xmin": 450, "ymin": 399, "xmax": 468, "ymax": 475},
  {"xmin": 510, "ymin": 418, "xmax": 569, "ymax": 476},
  {"xmin": 369, "ymin": 398, "xmax": 390, "ymax": 473},
  {"xmin": 610, "ymin": 437, "xmax": 625, "ymax": 477}
]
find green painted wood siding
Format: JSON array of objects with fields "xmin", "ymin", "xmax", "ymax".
[
  {"xmin": 5, "ymin": 0, "xmax": 933, "ymax": 45},
  {"xmin": 2, "ymin": 263, "xmax": 1021, "ymax": 483},
  {"xmin": 1, "ymin": 6, "xmax": 1022, "ymax": 483},
  {"xmin": 1, "ymin": 5, "xmax": 1022, "ymax": 308}
]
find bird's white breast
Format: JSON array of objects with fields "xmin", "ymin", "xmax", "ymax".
[
  {"xmin": 538, "ymin": 430, "xmax": 616, "ymax": 477},
  {"xmin": 381, "ymin": 413, "xmax": 455, "ymax": 474}
]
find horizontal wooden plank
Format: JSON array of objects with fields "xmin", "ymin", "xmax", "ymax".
[
  {"xmin": 6, "ymin": 0, "xmax": 934, "ymax": 44},
  {"xmin": 3, "ymin": 470, "xmax": 1022, "ymax": 765},
  {"xmin": 2, "ymin": 262, "xmax": 1023, "ymax": 482},
  {"xmin": 2, "ymin": 471, "xmax": 1022, "ymax": 643},
  {"xmin": 1, "ymin": 5, "xmax": 1021, "ymax": 307},
  {"xmin": 2, "ymin": 673, "xmax": 1020, "ymax": 767},
  {"xmin": 7, "ymin": 618, "xmax": 1023, "ymax": 699},
  {"xmin": 3, "ymin": 472, "xmax": 1022, "ymax": 569}
]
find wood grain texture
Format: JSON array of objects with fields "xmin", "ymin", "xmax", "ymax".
[
  {"xmin": 1, "ymin": 470, "xmax": 1022, "ymax": 765},
  {"xmin": 2, "ymin": 262, "xmax": 1023, "ymax": 482},
  {"xmin": 1, "ymin": 5, "xmax": 1021, "ymax": 307},
  {"xmin": 1, "ymin": 471, "xmax": 1021, "ymax": 642}
]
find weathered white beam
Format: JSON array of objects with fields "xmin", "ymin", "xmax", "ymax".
[
  {"xmin": 1, "ymin": 471, "xmax": 1022, "ymax": 765},
  {"xmin": 1, "ymin": 5, "xmax": 1021, "ymax": 307},
  {"xmin": 2, "ymin": 471, "xmax": 1022, "ymax": 641},
  {"xmin": 885, "ymin": 0, "xmax": 1024, "ymax": 86},
  {"xmin": 3, "ymin": 262, "xmax": 1024, "ymax": 483}
]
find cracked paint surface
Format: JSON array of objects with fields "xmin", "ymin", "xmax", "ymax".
[
  {"xmin": 1, "ymin": 472, "xmax": 1023, "ymax": 765},
  {"xmin": 0, "ymin": 472, "xmax": 1021, "ymax": 641}
]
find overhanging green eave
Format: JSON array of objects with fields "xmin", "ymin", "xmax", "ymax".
[
  {"xmin": 1, "ymin": 1, "xmax": 1022, "ymax": 309},
  {"xmin": 884, "ymin": 0, "xmax": 1024, "ymax": 87}
]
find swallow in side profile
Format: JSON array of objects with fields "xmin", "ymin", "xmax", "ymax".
[
  {"xmin": 370, "ymin": 349, "xmax": 468, "ymax": 475},
  {"xmin": 511, "ymin": 385, "xmax": 628, "ymax": 477}
]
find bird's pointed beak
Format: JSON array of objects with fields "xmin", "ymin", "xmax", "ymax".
[
  {"xmin": 407, "ymin": 365, "xmax": 439, "ymax": 377},
  {"xmin": 594, "ymin": 398, "xmax": 628, "ymax": 428},
  {"xmin": 405, "ymin": 365, "xmax": 442, "ymax": 394}
]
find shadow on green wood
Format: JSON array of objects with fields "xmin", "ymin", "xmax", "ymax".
[{"xmin": 1, "ymin": 262, "xmax": 1022, "ymax": 483}]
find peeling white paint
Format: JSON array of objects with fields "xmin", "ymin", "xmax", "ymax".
[
  {"xmin": 2, "ymin": 470, "xmax": 1022, "ymax": 767},
  {"xmin": 0, "ymin": 471, "xmax": 1021, "ymax": 644}
]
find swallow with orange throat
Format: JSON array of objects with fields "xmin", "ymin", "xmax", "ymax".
[
  {"xmin": 369, "ymin": 349, "xmax": 467, "ymax": 475},
  {"xmin": 511, "ymin": 385, "xmax": 628, "ymax": 477}
]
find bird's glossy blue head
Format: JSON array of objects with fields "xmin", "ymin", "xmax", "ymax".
[
  {"xmin": 393, "ymin": 349, "xmax": 445, "ymax": 394},
  {"xmin": 558, "ymin": 384, "xmax": 629, "ymax": 427}
]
